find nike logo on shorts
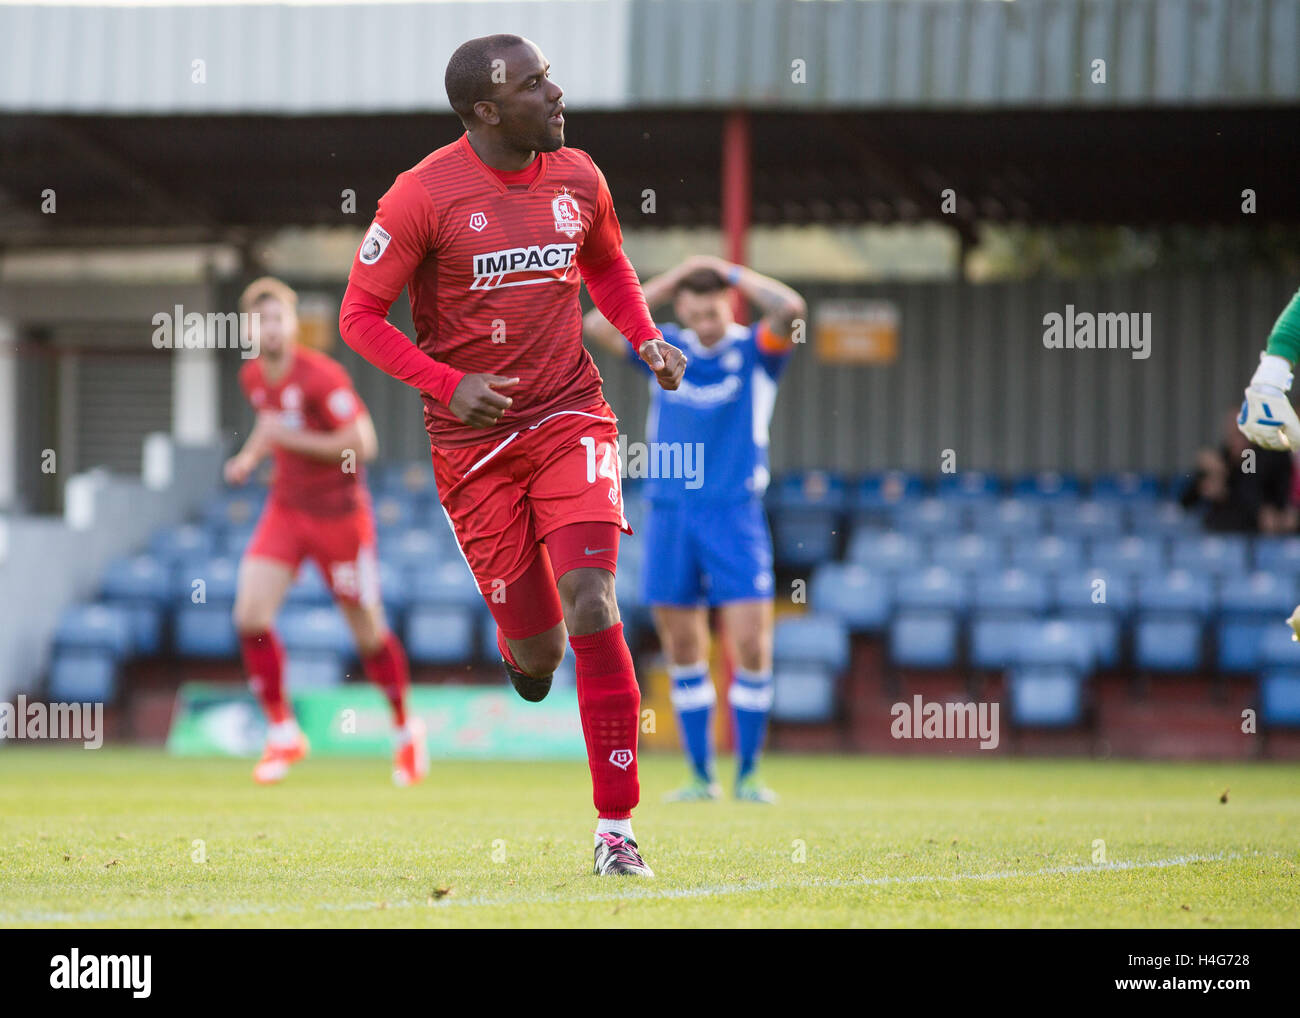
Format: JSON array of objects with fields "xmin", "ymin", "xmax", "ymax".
[{"xmin": 584, "ymin": 547, "xmax": 612, "ymax": 555}]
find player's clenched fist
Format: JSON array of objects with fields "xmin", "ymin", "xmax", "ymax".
[
  {"xmin": 449, "ymin": 373, "xmax": 520, "ymax": 428},
  {"xmin": 639, "ymin": 339, "xmax": 687, "ymax": 391}
]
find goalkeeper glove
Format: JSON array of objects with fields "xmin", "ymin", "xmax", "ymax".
[{"xmin": 1239, "ymin": 352, "xmax": 1300, "ymax": 451}]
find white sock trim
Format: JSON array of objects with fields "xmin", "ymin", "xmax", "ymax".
[
  {"xmin": 670, "ymin": 680, "xmax": 717, "ymax": 711},
  {"xmin": 595, "ymin": 818, "xmax": 635, "ymax": 843}
]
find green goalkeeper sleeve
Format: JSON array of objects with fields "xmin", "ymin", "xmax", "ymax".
[{"xmin": 1265, "ymin": 286, "xmax": 1300, "ymax": 365}]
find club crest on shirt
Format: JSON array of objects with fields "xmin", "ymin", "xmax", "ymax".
[
  {"xmin": 468, "ymin": 211, "xmax": 488, "ymax": 232},
  {"xmin": 552, "ymin": 187, "xmax": 581, "ymax": 238}
]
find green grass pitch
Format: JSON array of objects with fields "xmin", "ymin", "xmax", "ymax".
[{"xmin": 0, "ymin": 748, "xmax": 1296, "ymax": 928}]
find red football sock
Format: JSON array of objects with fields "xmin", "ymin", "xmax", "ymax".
[
  {"xmin": 570, "ymin": 622, "xmax": 640, "ymax": 819},
  {"xmin": 362, "ymin": 631, "xmax": 409, "ymax": 727},
  {"xmin": 240, "ymin": 630, "xmax": 290, "ymax": 725}
]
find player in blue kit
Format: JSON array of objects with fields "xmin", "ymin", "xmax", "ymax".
[{"xmin": 584, "ymin": 255, "xmax": 806, "ymax": 802}]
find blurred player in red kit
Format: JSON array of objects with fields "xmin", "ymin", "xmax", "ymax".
[
  {"xmin": 225, "ymin": 277, "xmax": 427, "ymax": 787},
  {"xmin": 338, "ymin": 35, "xmax": 686, "ymax": 876}
]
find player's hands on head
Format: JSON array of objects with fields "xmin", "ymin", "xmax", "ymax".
[
  {"xmin": 449, "ymin": 373, "xmax": 520, "ymax": 428},
  {"xmin": 639, "ymin": 339, "xmax": 687, "ymax": 391}
]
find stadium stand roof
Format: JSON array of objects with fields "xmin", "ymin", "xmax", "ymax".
[
  {"xmin": 3, "ymin": 0, "xmax": 1298, "ymax": 114},
  {"xmin": 2, "ymin": 0, "xmax": 1299, "ymax": 244}
]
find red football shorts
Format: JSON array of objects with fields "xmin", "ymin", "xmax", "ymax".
[
  {"xmin": 432, "ymin": 401, "xmax": 631, "ymax": 635},
  {"xmin": 244, "ymin": 498, "xmax": 381, "ymax": 605}
]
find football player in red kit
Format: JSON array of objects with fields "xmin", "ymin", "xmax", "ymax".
[
  {"xmin": 225, "ymin": 276, "xmax": 427, "ymax": 788},
  {"xmin": 338, "ymin": 35, "xmax": 686, "ymax": 876}
]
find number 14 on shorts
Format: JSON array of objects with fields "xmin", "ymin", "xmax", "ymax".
[{"xmin": 580, "ymin": 435, "xmax": 621, "ymax": 505}]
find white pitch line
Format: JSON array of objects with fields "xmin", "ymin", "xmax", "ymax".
[{"xmin": 0, "ymin": 851, "xmax": 1245, "ymax": 925}]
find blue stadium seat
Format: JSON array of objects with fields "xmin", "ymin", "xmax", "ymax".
[
  {"xmin": 1049, "ymin": 500, "xmax": 1125, "ymax": 540},
  {"xmin": 1127, "ymin": 501, "xmax": 1202, "ymax": 538},
  {"xmin": 100, "ymin": 555, "xmax": 171, "ymax": 656},
  {"xmin": 173, "ymin": 556, "xmax": 239, "ymax": 605},
  {"xmin": 278, "ymin": 605, "xmax": 354, "ymax": 655},
  {"xmin": 1252, "ymin": 535, "xmax": 1300, "ymax": 575},
  {"xmin": 48, "ymin": 649, "xmax": 118, "ymax": 703},
  {"xmin": 770, "ymin": 470, "xmax": 848, "ymax": 511},
  {"xmin": 771, "ymin": 663, "xmax": 838, "ymax": 723},
  {"xmin": 1054, "ymin": 567, "xmax": 1135, "ymax": 617},
  {"xmin": 380, "ymin": 527, "xmax": 448, "ymax": 571},
  {"xmin": 968, "ymin": 498, "xmax": 1047, "ymax": 539},
  {"xmin": 850, "ymin": 472, "xmax": 925, "ymax": 526},
  {"xmin": 1089, "ymin": 472, "xmax": 1162, "ymax": 503},
  {"xmin": 377, "ymin": 559, "xmax": 410, "ymax": 620},
  {"xmin": 891, "ymin": 497, "xmax": 966, "ymax": 537},
  {"xmin": 173, "ymin": 603, "xmax": 239, "ymax": 658},
  {"xmin": 54, "ymin": 603, "xmax": 133, "ymax": 658},
  {"xmin": 889, "ymin": 612, "xmax": 959, "ymax": 669},
  {"xmin": 149, "ymin": 524, "xmax": 216, "ymax": 565},
  {"xmin": 773, "ymin": 615, "xmax": 850, "ymax": 673},
  {"xmin": 1136, "ymin": 569, "xmax": 1214, "ymax": 616},
  {"xmin": 1220, "ymin": 571, "xmax": 1296, "ymax": 618},
  {"xmin": 1088, "ymin": 535, "xmax": 1166, "ymax": 578},
  {"xmin": 935, "ymin": 471, "xmax": 1001, "ymax": 504},
  {"xmin": 1259, "ymin": 671, "xmax": 1300, "ymax": 726},
  {"xmin": 1012, "ymin": 472, "xmax": 1081, "ymax": 500},
  {"xmin": 974, "ymin": 568, "xmax": 1050, "ymax": 615},
  {"xmin": 284, "ymin": 651, "xmax": 347, "ymax": 689},
  {"xmin": 410, "ymin": 558, "xmax": 485, "ymax": 610},
  {"xmin": 201, "ymin": 489, "xmax": 266, "ymax": 530},
  {"xmin": 1007, "ymin": 666, "xmax": 1084, "ymax": 726},
  {"xmin": 101, "ymin": 554, "xmax": 170, "ymax": 604},
  {"xmin": 1170, "ymin": 534, "xmax": 1250, "ymax": 577},
  {"xmin": 219, "ymin": 524, "xmax": 257, "ymax": 559},
  {"xmin": 770, "ymin": 504, "xmax": 843, "ymax": 568},
  {"xmin": 1010, "ymin": 535, "xmax": 1085, "ymax": 575},
  {"xmin": 969, "ymin": 614, "xmax": 1037, "ymax": 670},
  {"xmin": 1134, "ymin": 616, "xmax": 1203, "ymax": 671},
  {"xmin": 119, "ymin": 604, "xmax": 164, "ymax": 657},
  {"xmin": 405, "ymin": 604, "xmax": 479, "ymax": 663},
  {"xmin": 1257, "ymin": 623, "xmax": 1300, "ymax": 668},
  {"xmin": 1015, "ymin": 619, "xmax": 1095, "ymax": 671},
  {"xmin": 1217, "ymin": 618, "xmax": 1271, "ymax": 672},
  {"xmin": 809, "ymin": 563, "xmax": 891, "ymax": 632},
  {"xmin": 285, "ymin": 562, "xmax": 333, "ymax": 606},
  {"xmin": 895, "ymin": 566, "xmax": 968, "ymax": 614},
  {"xmin": 847, "ymin": 529, "xmax": 925, "ymax": 574},
  {"xmin": 371, "ymin": 493, "xmax": 415, "ymax": 533},
  {"xmin": 932, "ymin": 534, "xmax": 1003, "ymax": 576},
  {"xmin": 374, "ymin": 460, "xmax": 436, "ymax": 498},
  {"xmin": 1065, "ymin": 614, "xmax": 1123, "ymax": 669}
]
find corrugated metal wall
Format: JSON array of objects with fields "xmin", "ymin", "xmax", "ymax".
[
  {"xmin": 5, "ymin": 0, "xmax": 1298, "ymax": 113},
  {"xmin": 219, "ymin": 270, "xmax": 1299, "ymax": 480},
  {"xmin": 629, "ymin": 0, "xmax": 1300, "ymax": 108},
  {"xmin": 751, "ymin": 269, "xmax": 1297, "ymax": 476},
  {"xmin": 1, "ymin": 1, "xmax": 632, "ymax": 113}
]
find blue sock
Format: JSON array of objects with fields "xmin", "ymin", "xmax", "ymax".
[
  {"xmin": 670, "ymin": 662, "xmax": 715, "ymax": 782},
  {"xmin": 730, "ymin": 668, "xmax": 774, "ymax": 782}
]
